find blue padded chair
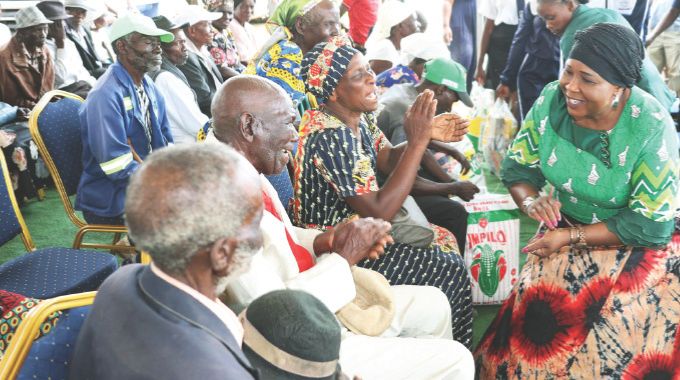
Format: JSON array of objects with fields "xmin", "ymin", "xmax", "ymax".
[
  {"xmin": 0, "ymin": 151, "xmax": 118, "ymax": 299},
  {"xmin": 265, "ymin": 171, "xmax": 294, "ymax": 214},
  {"xmin": 28, "ymin": 91, "xmax": 131, "ymax": 253},
  {"xmin": 0, "ymin": 292, "xmax": 95, "ymax": 380}
]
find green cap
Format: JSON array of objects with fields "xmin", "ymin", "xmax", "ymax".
[
  {"xmin": 423, "ymin": 58, "xmax": 473, "ymax": 108},
  {"xmin": 109, "ymin": 13, "xmax": 174, "ymax": 44}
]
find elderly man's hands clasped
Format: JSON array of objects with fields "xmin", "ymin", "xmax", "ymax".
[{"xmin": 331, "ymin": 217, "xmax": 393, "ymax": 265}]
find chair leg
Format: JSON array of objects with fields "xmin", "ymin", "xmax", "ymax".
[{"xmin": 112, "ymin": 233, "xmax": 122, "ymax": 244}]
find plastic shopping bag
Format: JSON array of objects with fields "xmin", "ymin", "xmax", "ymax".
[{"xmin": 481, "ymin": 99, "xmax": 518, "ymax": 177}]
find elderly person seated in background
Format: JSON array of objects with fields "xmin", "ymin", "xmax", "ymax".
[
  {"xmin": 0, "ymin": 6, "xmax": 54, "ymax": 202},
  {"xmin": 70, "ymin": 143, "xmax": 262, "ymax": 380},
  {"xmin": 230, "ymin": 0, "xmax": 259, "ymax": 65},
  {"xmin": 475, "ymin": 24, "xmax": 680, "ymax": 379},
  {"xmin": 207, "ymin": 0, "xmax": 245, "ymax": 78},
  {"xmin": 76, "ymin": 13, "xmax": 173, "ymax": 226},
  {"xmin": 207, "ymin": 74, "xmax": 474, "ymax": 379},
  {"xmin": 364, "ymin": 0, "xmax": 417, "ymax": 75},
  {"xmin": 294, "ymin": 36, "xmax": 475, "ymax": 348},
  {"xmin": 37, "ymin": 1, "xmax": 96, "ymax": 99},
  {"xmin": 151, "ymin": 16, "xmax": 209, "ymax": 144},
  {"xmin": 177, "ymin": 5, "xmax": 224, "ymax": 117},
  {"xmin": 246, "ymin": 0, "xmax": 340, "ymax": 106},
  {"xmin": 64, "ymin": 0, "xmax": 110, "ymax": 78}
]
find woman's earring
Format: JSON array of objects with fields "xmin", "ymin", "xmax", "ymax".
[{"xmin": 611, "ymin": 92, "xmax": 621, "ymax": 109}]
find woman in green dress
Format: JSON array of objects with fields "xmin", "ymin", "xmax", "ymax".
[
  {"xmin": 474, "ymin": 23, "xmax": 680, "ymax": 378},
  {"xmin": 536, "ymin": 0, "xmax": 676, "ymax": 110}
]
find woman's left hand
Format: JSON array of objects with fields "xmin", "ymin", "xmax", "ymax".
[
  {"xmin": 522, "ymin": 228, "xmax": 571, "ymax": 258},
  {"xmin": 431, "ymin": 113, "xmax": 469, "ymax": 142}
]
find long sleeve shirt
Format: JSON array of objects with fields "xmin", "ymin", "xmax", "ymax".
[{"xmin": 45, "ymin": 38, "xmax": 96, "ymax": 89}]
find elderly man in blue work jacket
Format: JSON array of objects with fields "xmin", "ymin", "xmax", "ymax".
[{"xmin": 76, "ymin": 13, "xmax": 174, "ymax": 225}]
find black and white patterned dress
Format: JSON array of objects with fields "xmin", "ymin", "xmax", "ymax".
[{"xmin": 292, "ymin": 109, "xmax": 474, "ymax": 347}]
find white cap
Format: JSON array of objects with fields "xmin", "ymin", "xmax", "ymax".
[
  {"xmin": 401, "ymin": 33, "xmax": 449, "ymax": 63},
  {"xmin": 368, "ymin": 0, "xmax": 413, "ymax": 42},
  {"xmin": 176, "ymin": 5, "xmax": 222, "ymax": 26}
]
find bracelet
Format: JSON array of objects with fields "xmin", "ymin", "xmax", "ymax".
[
  {"xmin": 572, "ymin": 225, "xmax": 587, "ymax": 248},
  {"xmin": 569, "ymin": 227, "xmax": 578, "ymax": 245},
  {"xmin": 521, "ymin": 196, "xmax": 537, "ymax": 214}
]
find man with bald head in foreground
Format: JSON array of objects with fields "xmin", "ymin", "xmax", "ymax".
[
  {"xmin": 70, "ymin": 143, "xmax": 260, "ymax": 380},
  {"xmin": 209, "ymin": 75, "xmax": 475, "ymax": 379}
]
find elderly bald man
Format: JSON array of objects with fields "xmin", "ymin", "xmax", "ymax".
[
  {"xmin": 70, "ymin": 143, "xmax": 261, "ymax": 380},
  {"xmin": 207, "ymin": 75, "xmax": 475, "ymax": 379}
]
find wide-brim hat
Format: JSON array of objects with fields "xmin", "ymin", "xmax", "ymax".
[
  {"xmin": 176, "ymin": 5, "xmax": 222, "ymax": 27},
  {"xmin": 36, "ymin": 1, "xmax": 72, "ymax": 21},
  {"xmin": 336, "ymin": 267, "xmax": 395, "ymax": 336},
  {"xmin": 242, "ymin": 290, "xmax": 341, "ymax": 380},
  {"xmin": 109, "ymin": 13, "xmax": 174, "ymax": 43},
  {"xmin": 424, "ymin": 58, "xmax": 474, "ymax": 108},
  {"xmin": 15, "ymin": 6, "xmax": 53, "ymax": 29},
  {"xmin": 152, "ymin": 15, "xmax": 189, "ymax": 32}
]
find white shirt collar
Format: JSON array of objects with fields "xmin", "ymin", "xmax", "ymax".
[{"xmin": 150, "ymin": 263, "xmax": 245, "ymax": 346}]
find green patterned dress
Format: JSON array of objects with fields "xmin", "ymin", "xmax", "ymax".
[{"xmin": 474, "ymin": 82, "xmax": 680, "ymax": 378}]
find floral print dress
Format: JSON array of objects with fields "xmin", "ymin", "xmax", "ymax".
[{"xmin": 292, "ymin": 109, "xmax": 474, "ymax": 347}]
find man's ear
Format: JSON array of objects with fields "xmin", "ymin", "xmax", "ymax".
[
  {"xmin": 115, "ymin": 39, "xmax": 127, "ymax": 56},
  {"xmin": 567, "ymin": 0, "xmax": 577, "ymax": 12},
  {"xmin": 239, "ymin": 113, "xmax": 256, "ymax": 142},
  {"xmin": 209, "ymin": 237, "xmax": 235, "ymax": 277},
  {"xmin": 294, "ymin": 17, "xmax": 305, "ymax": 37}
]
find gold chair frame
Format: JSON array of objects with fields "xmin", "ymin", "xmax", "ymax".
[
  {"xmin": 0, "ymin": 292, "xmax": 96, "ymax": 380},
  {"xmin": 28, "ymin": 91, "xmax": 134, "ymax": 254}
]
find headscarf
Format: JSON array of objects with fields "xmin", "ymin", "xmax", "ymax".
[
  {"xmin": 301, "ymin": 35, "xmax": 359, "ymax": 105},
  {"xmin": 568, "ymin": 23, "xmax": 643, "ymax": 88},
  {"xmin": 268, "ymin": 0, "xmax": 324, "ymax": 33}
]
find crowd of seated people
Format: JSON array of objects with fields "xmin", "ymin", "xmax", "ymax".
[{"xmin": 0, "ymin": 0, "xmax": 679, "ymax": 379}]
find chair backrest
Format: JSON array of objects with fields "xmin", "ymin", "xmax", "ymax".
[
  {"xmin": 0, "ymin": 292, "xmax": 96, "ymax": 380},
  {"xmin": 0, "ymin": 149, "xmax": 32, "ymax": 249},
  {"xmin": 29, "ymin": 91, "xmax": 84, "ymax": 197},
  {"xmin": 265, "ymin": 170, "xmax": 294, "ymax": 214}
]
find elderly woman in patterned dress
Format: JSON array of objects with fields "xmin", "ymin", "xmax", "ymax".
[
  {"xmin": 475, "ymin": 23, "xmax": 680, "ymax": 378},
  {"xmin": 292, "ymin": 36, "xmax": 474, "ymax": 347},
  {"xmin": 245, "ymin": 0, "xmax": 340, "ymax": 107}
]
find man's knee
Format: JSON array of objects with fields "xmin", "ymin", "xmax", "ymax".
[{"xmin": 388, "ymin": 285, "xmax": 452, "ymax": 339}]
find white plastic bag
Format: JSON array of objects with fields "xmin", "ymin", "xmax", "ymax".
[{"xmin": 481, "ymin": 99, "xmax": 518, "ymax": 177}]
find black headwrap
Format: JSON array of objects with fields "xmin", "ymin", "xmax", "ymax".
[{"xmin": 569, "ymin": 23, "xmax": 643, "ymax": 88}]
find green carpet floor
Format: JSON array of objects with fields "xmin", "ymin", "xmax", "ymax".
[{"xmin": 1, "ymin": 173, "xmax": 537, "ymax": 348}]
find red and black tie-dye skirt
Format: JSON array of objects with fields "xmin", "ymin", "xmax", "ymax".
[{"xmin": 474, "ymin": 234, "xmax": 680, "ymax": 379}]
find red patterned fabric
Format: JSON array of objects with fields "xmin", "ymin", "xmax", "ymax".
[{"xmin": 0, "ymin": 290, "xmax": 61, "ymax": 357}]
